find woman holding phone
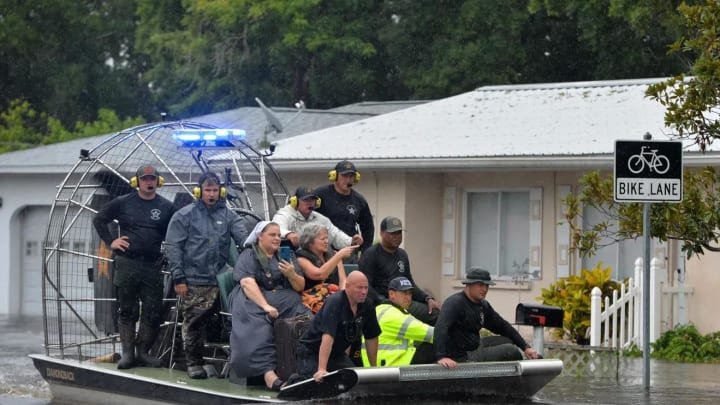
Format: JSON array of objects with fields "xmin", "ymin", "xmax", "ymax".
[
  {"xmin": 296, "ymin": 224, "xmax": 358, "ymax": 312},
  {"xmin": 229, "ymin": 221, "xmax": 310, "ymax": 392}
]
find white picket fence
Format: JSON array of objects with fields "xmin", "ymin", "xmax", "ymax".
[{"xmin": 589, "ymin": 257, "xmax": 669, "ymax": 349}]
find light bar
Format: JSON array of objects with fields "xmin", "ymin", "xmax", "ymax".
[{"xmin": 171, "ymin": 129, "xmax": 246, "ymax": 148}]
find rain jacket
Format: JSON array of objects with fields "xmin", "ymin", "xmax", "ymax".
[
  {"xmin": 165, "ymin": 199, "xmax": 248, "ymax": 286},
  {"xmin": 361, "ymin": 303, "xmax": 434, "ymax": 366}
]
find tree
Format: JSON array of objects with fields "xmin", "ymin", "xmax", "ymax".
[
  {"xmin": 0, "ymin": 0, "xmax": 153, "ymax": 127},
  {"xmin": 565, "ymin": 1, "xmax": 720, "ymax": 259}
]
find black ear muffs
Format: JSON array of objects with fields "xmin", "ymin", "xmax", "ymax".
[
  {"xmin": 289, "ymin": 196, "xmax": 321, "ymax": 209},
  {"xmin": 130, "ymin": 176, "xmax": 165, "ymax": 188},
  {"xmin": 328, "ymin": 170, "xmax": 361, "ymax": 183},
  {"xmin": 193, "ymin": 186, "xmax": 227, "ymax": 198}
]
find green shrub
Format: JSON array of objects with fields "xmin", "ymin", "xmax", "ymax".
[
  {"xmin": 539, "ymin": 262, "xmax": 622, "ymax": 344},
  {"xmin": 652, "ymin": 324, "xmax": 720, "ymax": 362}
]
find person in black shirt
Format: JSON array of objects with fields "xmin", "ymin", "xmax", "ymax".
[
  {"xmin": 313, "ymin": 160, "xmax": 372, "ymax": 262},
  {"xmin": 434, "ymin": 268, "xmax": 539, "ymax": 368},
  {"xmin": 92, "ymin": 165, "xmax": 174, "ymax": 369},
  {"xmin": 359, "ymin": 216, "xmax": 441, "ymax": 325},
  {"xmin": 296, "ymin": 271, "xmax": 380, "ymax": 381}
]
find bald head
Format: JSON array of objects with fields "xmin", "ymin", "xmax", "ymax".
[{"xmin": 345, "ymin": 271, "xmax": 369, "ymax": 305}]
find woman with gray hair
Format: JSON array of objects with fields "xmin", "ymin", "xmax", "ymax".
[{"xmin": 296, "ymin": 224, "xmax": 358, "ymax": 312}]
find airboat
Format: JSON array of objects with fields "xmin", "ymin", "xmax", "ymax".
[{"xmin": 29, "ymin": 121, "xmax": 562, "ymax": 404}]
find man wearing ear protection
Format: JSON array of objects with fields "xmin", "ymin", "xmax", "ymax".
[
  {"xmin": 92, "ymin": 165, "xmax": 175, "ymax": 370},
  {"xmin": 164, "ymin": 171, "xmax": 249, "ymax": 379},
  {"xmin": 272, "ymin": 186, "xmax": 353, "ymax": 250},
  {"xmin": 313, "ymin": 160, "xmax": 373, "ymax": 263}
]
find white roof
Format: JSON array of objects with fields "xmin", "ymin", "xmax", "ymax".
[{"xmin": 270, "ymin": 78, "xmax": 720, "ymax": 170}]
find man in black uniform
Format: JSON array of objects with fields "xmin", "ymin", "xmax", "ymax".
[
  {"xmin": 296, "ymin": 271, "xmax": 380, "ymax": 381},
  {"xmin": 93, "ymin": 165, "xmax": 175, "ymax": 369},
  {"xmin": 359, "ymin": 216, "xmax": 441, "ymax": 325},
  {"xmin": 313, "ymin": 160, "xmax": 371, "ymax": 262},
  {"xmin": 434, "ymin": 268, "xmax": 539, "ymax": 368}
]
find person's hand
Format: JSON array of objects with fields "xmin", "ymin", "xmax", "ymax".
[
  {"xmin": 287, "ymin": 232, "xmax": 300, "ymax": 248},
  {"xmin": 351, "ymin": 234, "xmax": 363, "ymax": 247},
  {"xmin": 524, "ymin": 347, "xmax": 540, "ymax": 359},
  {"xmin": 427, "ymin": 298, "xmax": 441, "ymax": 313},
  {"xmin": 338, "ymin": 245, "xmax": 359, "ymax": 259},
  {"xmin": 313, "ymin": 368, "xmax": 328, "ymax": 382},
  {"xmin": 437, "ymin": 357, "xmax": 456, "ymax": 369},
  {"xmin": 278, "ymin": 259, "xmax": 295, "ymax": 277},
  {"xmin": 110, "ymin": 236, "xmax": 130, "ymax": 252},
  {"xmin": 262, "ymin": 304, "xmax": 279, "ymax": 320},
  {"xmin": 174, "ymin": 283, "xmax": 189, "ymax": 297}
]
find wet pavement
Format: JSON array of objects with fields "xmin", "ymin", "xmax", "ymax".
[{"xmin": 2, "ymin": 315, "xmax": 720, "ymax": 404}]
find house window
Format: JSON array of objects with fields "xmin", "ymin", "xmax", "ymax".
[
  {"xmin": 72, "ymin": 241, "xmax": 86, "ymax": 254},
  {"xmin": 580, "ymin": 205, "xmax": 647, "ymax": 281},
  {"xmin": 464, "ymin": 189, "xmax": 542, "ymax": 279}
]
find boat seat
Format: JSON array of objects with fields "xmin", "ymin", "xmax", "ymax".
[{"xmin": 203, "ymin": 269, "xmax": 236, "ymax": 377}]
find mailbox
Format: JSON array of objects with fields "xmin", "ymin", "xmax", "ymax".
[{"xmin": 515, "ymin": 303, "xmax": 563, "ymax": 328}]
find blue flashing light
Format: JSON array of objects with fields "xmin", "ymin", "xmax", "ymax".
[{"xmin": 171, "ymin": 129, "xmax": 246, "ymax": 148}]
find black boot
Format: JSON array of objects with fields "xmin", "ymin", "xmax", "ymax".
[
  {"xmin": 135, "ymin": 343, "xmax": 163, "ymax": 368},
  {"xmin": 117, "ymin": 323, "xmax": 136, "ymax": 369}
]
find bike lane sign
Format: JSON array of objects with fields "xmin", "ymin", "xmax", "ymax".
[{"xmin": 614, "ymin": 140, "xmax": 683, "ymax": 203}]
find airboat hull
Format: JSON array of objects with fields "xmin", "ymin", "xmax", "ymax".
[{"xmin": 30, "ymin": 353, "xmax": 562, "ymax": 403}]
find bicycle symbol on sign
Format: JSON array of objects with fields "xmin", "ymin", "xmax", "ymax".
[{"xmin": 627, "ymin": 146, "xmax": 670, "ymax": 174}]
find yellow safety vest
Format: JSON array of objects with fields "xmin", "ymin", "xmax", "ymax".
[{"xmin": 361, "ymin": 303, "xmax": 434, "ymax": 367}]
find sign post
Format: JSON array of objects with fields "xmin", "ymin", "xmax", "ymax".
[{"xmin": 614, "ymin": 136, "xmax": 683, "ymax": 391}]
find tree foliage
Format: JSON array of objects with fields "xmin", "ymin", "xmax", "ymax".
[
  {"xmin": 0, "ymin": 0, "xmax": 699, "ymax": 150},
  {"xmin": 564, "ymin": 169, "xmax": 720, "ymax": 258},
  {"xmin": 647, "ymin": 0, "xmax": 720, "ymax": 152},
  {"xmin": 565, "ymin": 1, "xmax": 720, "ymax": 259}
]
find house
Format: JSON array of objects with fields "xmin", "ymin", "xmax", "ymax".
[
  {"xmin": 2, "ymin": 78, "xmax": 718, "ymax": 337},
  {"xmin": 268, "ymin": 78, "xmax": 720, "ymax": 336}
]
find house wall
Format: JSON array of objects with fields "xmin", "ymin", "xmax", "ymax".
[
  {"xmin": 686, "ymin": 254, "xmax": 720, "ymax": 334},
  {"xmin": 0, "ymin": 173, "xmax": 63, "ymax": 316}
]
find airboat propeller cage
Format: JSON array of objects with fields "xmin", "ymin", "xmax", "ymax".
[{"xmin": 42, "ymin": 120, "xmax": 289, "ymax": 355}]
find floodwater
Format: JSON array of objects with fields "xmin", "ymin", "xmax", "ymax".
[{"xmin": 2, "ymin": 315, "xmax": 720, "ymax": 405}]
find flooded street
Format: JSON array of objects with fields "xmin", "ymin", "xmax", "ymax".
[{"xmin": 2, "ymin": 315, "xmax": 720, "ymax": 405}]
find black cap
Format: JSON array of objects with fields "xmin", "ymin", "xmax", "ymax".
[
  {"xmin": 334, "ymin": 160, "xmax": 357, "ymax": 175},
  {"xmin": 388, "ymin": 276, "xmax": 414, "ymax": 291},
  {"xmin": 295, "ymin": 186, "xmax": 319, "ymax": 201},
  {"xmin": 461, "ymin": 268, "xmax": 496, "ymax": 285},
  {"xmin": 136, "ymin": 165, "xmax": 159, "ymax": 178},
  {"xmin": 380, "ymin": 216, "xmax": 403, "ymax": 233}
]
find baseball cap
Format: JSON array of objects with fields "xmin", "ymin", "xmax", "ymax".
[
  {"xmin": 380, "ymin": 216, "xmax": 403, "ymax": 233},
  {"xmin": 461, "ymin": 268, "xmax": 496, "ymax": 285},
  {"xmin": 334, "ymin": 160, "xmax": 357, "ymax": 175},
  {"xmin": 295, "ymin": 186, "xmax": 319, "ymax": 201},
  {"xmin": 136, "ymin": 165, "xmax": 159, "ymax": 178},
  {"xmin": 388, "ymin": 276, "xmax": 414, "ymax": 291}
]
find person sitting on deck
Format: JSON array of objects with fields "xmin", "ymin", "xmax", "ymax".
[
  {"xmin": 295, "ymin": 223, "xmax": 358, "ymax": 313},
  {"xmin": 295, "ymin": 271, "xmax": 381, "ymax": 382},
  {"xmin": 229, "ymin": 221, "xmax": 311, "ymax": 391},
  {"xmin": 361, "ymin": 276, "xmax": 435, "ymax": 366},
  {"xmin": 434, "ymin": 268, "xmax": 539, "ymax": 369}
]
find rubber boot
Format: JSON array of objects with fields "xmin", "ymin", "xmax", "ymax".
[
  {"xmin": 117, "ymin": 323, "xmax": 136, "ymax": 369},
  {"xmin": 135, "ymin": 342, "xmax": 163, "ymax": 368}
]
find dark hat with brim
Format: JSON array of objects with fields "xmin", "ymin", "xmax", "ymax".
[
  {"xmin": 335, "ymin": 160, "xmax": 357, "ymax": 175},
  {"xmin": 461, "ymin": 268, "xmax": 496, "ymax": 285},
  {"xmin": 136, "ymin": 165, "xmax": 159, "ymax": 178},
  {"xmin": 295, "ymin": 186, "xmax": 319, "ymax": 201},
  {"xmin": 388, "ymin": 276, "xmax": 414, "ymax": 291}
]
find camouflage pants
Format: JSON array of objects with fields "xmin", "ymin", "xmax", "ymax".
[
  {"xmin": 178, "ymin": 285, "xmax": 219, "ymax": 366},
  {"xmin": 113, "ymin": 255, "xmax": 164, "ymax": 345}
]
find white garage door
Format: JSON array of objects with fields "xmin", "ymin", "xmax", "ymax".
[{"xmin": 21, "ymin": 206, "xmax": 50, "ymax": 316}]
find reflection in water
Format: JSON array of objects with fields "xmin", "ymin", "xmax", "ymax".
[{"xmin": 2, "ymin": 316, "xmax": 720, "ymax": 404}]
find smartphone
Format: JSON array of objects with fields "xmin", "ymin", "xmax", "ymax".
[{"xmin": 279, "ymin": 246, "xmax": 292, "ymax": 262}]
